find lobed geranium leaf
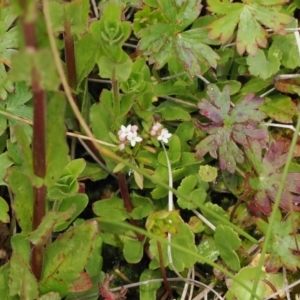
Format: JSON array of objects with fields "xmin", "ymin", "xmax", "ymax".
[
  {"xmin": 246, "ymin": 46, "xmax": 282, "ymax": 80},
  {"xmin": 245, "ymin": 140, "xmax": 300, "ymax": 215},
  {"xmin": 207, "ymin": 0, "xmax": 293, "ymax": 55},
  {"xmin": 195, "ymin": 84, "xmax": 268, "ymax": 173},
  {"xmin": 256, "ymin": 210, "xmax": 300, "ymax": 272},
  {"xmin": 136, "ymin": 1, "xmax": 219, "ymax": 78}
]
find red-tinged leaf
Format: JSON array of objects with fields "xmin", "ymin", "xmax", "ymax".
[
  {"xmin": 256, "ymin": 210, "xmax": 300, "ymax": 272},
  {"xmin": 69, "ymin": 272, "xmax": 93, "ymax": 293},
  {"xmin": 244, "ymin": 140, "xmax": 300, "ymax": 215},
  {"xmin": 136, "ymin": 2, "xmax": 219, "ymax": 78},
  {"xmin": 275, "ymin": 78, "xmax": 300, "ymax": 95},
  {"xmin": 207, "ymin": 0, "xmax": 293, "ymax": 55},
  {"xmin": 196, "ymin": 84, "xmax": 267, "ymax": 173}
]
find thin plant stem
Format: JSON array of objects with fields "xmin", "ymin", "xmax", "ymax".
[
  {"xmin": 112, "ymin": 69, "xmax": 120, "ymax": 129},
  {"xmin": 19, "ymin": 0, "xmax": 47, "ymax": 280},
  {"xmin": 157, "ymin": 241, "xmax": 174, "ymax": 299},
  {"xmin": 161, "ymin": 72, "xmax": 186, "ymax": 81},
  {"xmin": 260, "ymin": 88, "xmax": 275, "ymax": 97},
  {"xmin": 90, "ymin": 0, "xmax": 99, "ymax": 19},
  {"xmin": 88, "ymin": 78, "xmax": 111, "ymax": 84},
  {"xmin": 117, "ymin": 172, "xmax": 144, "ymax": 242},
  {"xmin": 161, "ymin": 96, "xmax": 198, "ymax": 108},
  {"xmin": 250, "ymin": 30, "xmax": 300, "ymax": 300}
]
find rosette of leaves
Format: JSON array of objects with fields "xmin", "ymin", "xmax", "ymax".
[
  {"xmin": 134, "ymin": 0, "xmax": 220, "ymax": 78},
  {"xmin": 195, "ymin": 84, "xmax": 268, "ymax": 173},
  {"xmin": 90, "ymin": 2, "xmax": 132, "ymax": 81},
  {"xmin": 48, "ymin": 159, "xmax": 86, "ymax": 200},
  {"xmin": 146, "ymin": 210, "xmax": 182, "ymax": 238},
  {"xmin": 244, "ymin": 139, "xmax": 300, "ymax": 215}
]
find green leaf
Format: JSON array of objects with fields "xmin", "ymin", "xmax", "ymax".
[
  {"xmin": 0, "ymin": 82, "xmax": 32, "ymax": 140},
  {"xmin": 48, "ymin": 0, "xmax": 90, "ymax": 36},
  {"xmin": 197, "ymin": 236, "xmax": 219, "ymax": 263},
  {"xmin": 139, "ymin": 269, "xmax": 161, "ymax": 300},
  {"xmin": 134, "ymin": 170, "xmax": 144, "ymax": 189},
  {"xmin": 10, "ymin": 50, "xmax": 60, "ymax": 91},
  {"xmin": 198, "ymin": 165, "xmax": 218, "ymax": 182},
  {"xmin": 40, "ymin": 221, "xmax": 98, "ymax": 296},
  {"xmin": 0, "ymin": 5, "xmax": 17, "ymax": 100},
  {"xmin": 90, "ymin": 93, "xmax": 113, "ymax": 143},
  {"xmin": 0, "ymin": 152, "xmax": 13, "ymax": 186},
  {"xmin": 85, "ymin": 235, "xmax": 103, "ymax": 278},
  {"xmin": 260, "ymin": 95, "xmax": 297, "ymax": 123},
  {"xmin": 97, "ymin": 55, "xmax": 133, "ymax": 82},
  {"xmin": 246, "ymin": 47, "xmax": 282, "ymax": 80},
  {"xmin": 122, "ymin": 238, "xmax": 144, "ymax": 263},
  {"xmin": 155, "ymin": 106, "xmax": 191, "ymax": 121},
  {"xmin": 54, "ymin": 194, "xmax": 88, "ymax": 232},
  {"xmin": 75, "ymin": 33, "xmax": 99, "ymax": 87},
  {"xmin": 201, "ymin": 202, "xmax": 229, "ymax": 229},
  {"xmin": 45, "ymin": 93, "xmax": 69, "ymax": 187},
  {"xmin": 131, "ymin": 192, "xmax": 155, "ymax": 219},
  {"xmin": 78, "ymin": 161, "xmax": 109, "ymax": 181},
  {"xmin": 0, "ymin": 264, "xmax": 18, "ymax": 300},
  {"xmin": 8, "ymin": 170, "xmax": 33, "ymax": 233},
  {"xmin": 214, "ymin": 225, "xmax": 241, "ymax": 271},
  {"xmin": 136, "ymin": 4, "xmax": 219, "ymax": 78},
  {"xmin": 9, "ymin": 253, "xmax": 39, "ymax": 299},
  {"xmin": 208, "ymin": 0, "xmax": 293, "ymax": 55},
  {"xmin": 175, "ymin": 121, "xmax": 194, "ymax": 151},
  {"xmin": 272, "ymin": 30, "xmax": 300, "ymax": 69},
  {"xmin": 38, "ymin": 292, "xmax": 61, "ymax": 300},
  {"xmin": 93, "ymin": 195, "xmax": 130, "ymax": 221},
  {"xmin": 177, "ymin": 175, "xmax": 207, "ymax": 209},
  {"xmin": 149, "ymin": 223, "xmax": 198, "ymax": 272},
  {"xmin": 226, "ymin": 267, "xmax": 266, "ymax": 300},
  {"xmin": 256, "ymin": 210, "xmax": 300, "ymax": 272},
  {"xmin": 27, "ymin": 210, "xmax": 74, "ymax": 246},
  {"xmin": 47, "ymin": 159, "xmax": 86, "ymax": 200},
  {"xmin": 0, "ymin": 197, "xmax": 9, "ymax": 223}
]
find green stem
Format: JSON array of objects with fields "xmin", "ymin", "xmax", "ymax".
[{"xmin": 112, "ymin": 68, "xmax": 120, "ymax": 129}]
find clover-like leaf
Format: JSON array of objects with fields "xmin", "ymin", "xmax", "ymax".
[
  {"xmin": 245, "ymin": 139, "xmax": 300, "ymax": 215},
  {"xmin": 207, "ymin": 0, "xmax": 293, "ymax": 55},
  {"xmin": 256, "ymin": 210, "xmax": 300, "ymax": 272},
  {"xmin": 135, "ymin": 1, "xmax": 219, "ymax": 78},
  {"xmin": 195, "ymin": 84, "xmax": 268, "ymax": 173}
]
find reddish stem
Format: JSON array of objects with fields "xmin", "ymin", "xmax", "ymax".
[
  {"xmin": 63, "ymin": 20, "xmax": 77, "ymax": 91},
  {"xmin": 19, "ymin": 0, "xmax": 46, "ymax": 280},
  {"xmin": 117, "ymin": 172, "xmax": 144, "ymax": 242},
  {"xmin": 157, "ymin": 241, "xmax": 174, "ymax": 299}
]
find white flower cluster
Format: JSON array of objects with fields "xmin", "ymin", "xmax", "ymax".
[
  {"xmin": 118, "ymin": 125, "xmax": 142, "ymax": 150},
  {"xmin": 150, "ymin": 122, "xmax": 172, "ymax": 144}
]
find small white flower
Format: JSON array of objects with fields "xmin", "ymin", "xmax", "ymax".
[
  {"xmin": 127, "ymin": 131, "xmax": 143, "ymax": 147},
  {"xmin": 119, "ymin": 143, "xmax": 125, "ymax": 150},
  {"xmin": 118, "ymin": 125, "xmax": 132, "ymax": 140},
  {"xmin": 157, "ymin": 128, "xmax": 172, "ymax": 144}
]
